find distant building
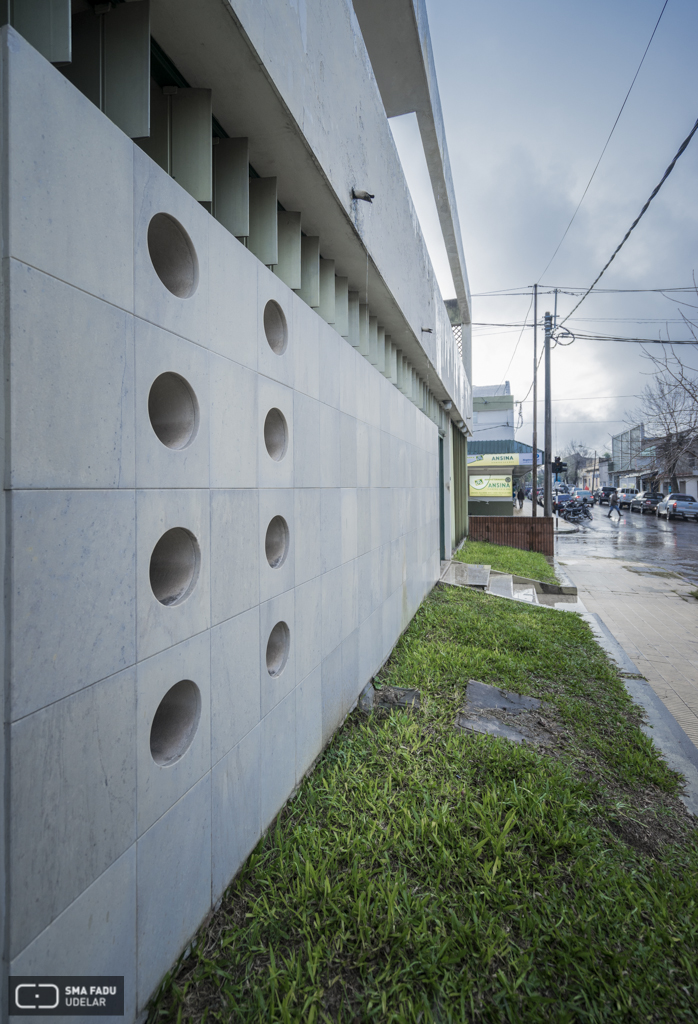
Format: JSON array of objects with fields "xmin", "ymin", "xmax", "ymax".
[{"xmin": 472, "ymin": 383, "xmax": 515, "ymax": 442}]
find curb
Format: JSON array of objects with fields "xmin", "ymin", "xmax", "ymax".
[{"xmin": 581, "ymin": 610, "xmax": 698, "ymax": 817}]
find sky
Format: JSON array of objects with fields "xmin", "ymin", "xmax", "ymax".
[{"xmin": 388, "ymin": 0, "xmax": 698, "ymax": 457}]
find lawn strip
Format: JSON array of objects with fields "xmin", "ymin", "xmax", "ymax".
[
  {"xmin": 454, "ymin": 540, "xmax": 560, "ymax": 585},
  {"xmin": 149, "ymin": 586, "xmax": 698, "ymax": 1024}
]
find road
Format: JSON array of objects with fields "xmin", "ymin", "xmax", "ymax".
[{"xmin": 555, "ymin": 503, "xmax": 698, "ymax": 585}]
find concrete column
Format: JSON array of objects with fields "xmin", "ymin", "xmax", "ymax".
[
  {"xmin": 10, "ymin": 0, "xmax": 71, "ymax": 63},
  {"xmin": 334, "ymin": 277, "xmax": 349, "ymax": 337},
  {"xmin": 214, "ymin": 138, "xmax": 249, "ymax": 239},
  {"xmin": 368, "ymin": 316, "xmax": 379, "ymax": 366},
  {"xmin": 274, "ymin": 211, "xmax": 302, "ymax": 289},
  {"xmin": 248, "ymin": 177, "xmax": 278, "ymax": 266},
  {"xmin": 294, "ymin": 236, "xmax": 320, "ymax": 307},
  {"xmin": 358, "ymin": 304, "xmax": 369, "ymax": 358},
  {"xmin": 347, "ymin": 291, "xmax": 360, "ymax": 347},
  {"xmin": 318, "ymin": 258, "xmax": 336, "ymax": 323},
  {"xmin": 377, "ymin": 326, "xmax": 386, "ymax": 374},
  {"xmin": 171, "ymin": 88, "xmax": 213, "ymax": 202}
]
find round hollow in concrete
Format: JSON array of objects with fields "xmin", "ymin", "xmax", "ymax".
[
  {"xmin": 266, "ymin": 621, "xmax": 290, "ymax": 677},
  {"xmin": 149, "ymin": 528, "xmax": 201, "ymax": 606},
  {"xmin": 265, "ymin": 515, "xmax": 289, "ymax": 568},
  {"xmin": 264, "ymin": 408, "xmax": 288, "ymax": 462},
  {"xmin": 263, "ymin": 300, "xmax": 288, "ymax": 354},
  {"xmin": 148, "ymin": 372, "xmax": 199, "ymax": 449},
  {"xmin": 147, "ymin": 213, "xmax": 199, "ymax": 298},
  {"xmin": 150, "ymin": 679, "xmax": 201, "ymax": 766}
]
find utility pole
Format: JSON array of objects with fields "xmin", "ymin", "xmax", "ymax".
[
  {"xmin": 544, "ymin": 311, "xmax": 553, "ymax": 517},
  {"xmin": 531, "ymin": 284, "xmax": 538, "ymax": 517}
]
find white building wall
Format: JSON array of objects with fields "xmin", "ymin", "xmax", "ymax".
[{"xmin": 1, "ymin": 28, "xmax": 442, "ymax": 1014}]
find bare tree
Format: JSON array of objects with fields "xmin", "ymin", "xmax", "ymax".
[
  {"xmin": 635, "ymin": 344, "xmax": 698, "ymax": 492},
  {"xmin": 562, "ymin": 440, "xmax": 590, "ymax": 486}
]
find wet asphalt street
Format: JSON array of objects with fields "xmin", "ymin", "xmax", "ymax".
[{"xmin": 556, "ymin": 503, "xmax": 698, "ymax": 585}]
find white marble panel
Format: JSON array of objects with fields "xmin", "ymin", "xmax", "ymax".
[
  {"xmin": 357, "ymin": 488, "xmax": 372, "ymax": 557},
  {"xmin": 8, "ymin": 263, "xmax": 135, "ymax": 489},
  {"xmin": 136, "ymin": 632, "xmax": 211, "ymax": 836},
  {"xmin": 257, "ymin": 264, "xmax": 295, "ymax": 389},
  {"xmin": 319, "ymin": 404, "xmax": 341, "ymax": 488},
  {"xmin": 136, "ymin": 776, "xmax": 212, "ymax": 1009},
  {"xmin": 318, "ymin": 324, "xmax": 341, "ymax": 410},
  {"xmin": 340, "ymin": 488, "xmax": 358, "ymax": 565},
  {"xmin": 10, "ymin": 669, "xmax": 136, "ymax": 957},
  {"xmin": 210, "ymin": 606, "xmax": 261, "ymax": 764},
  {"xmin": 356, "ymin": 420, "xmax": 370, "ymax": 488},
  {"xmin": 259, "ymin": 590, "xmax": 296, "ymax": 717},
  {"xmin": 135, "ymin": 319, "xmax": 210, "ymax": 489},
  {"xmin": 295, "ymin": 576, "xmax": 323, "ymax": 682},
  {"xmin": 260, "ymin": 688, "xmax": 296, "ymax": 831},
  {"xmin": 209, "ymin": 353, "xmax": 258, "ymax": 489},
  {"xmin": 341, "ymin": 560, "xmax": 358, "ymax": 644},
  {"xmin": 4, "ymin": 29, "xmax": 134, "ymax": 309},
  {"xmin": 133, "ymin": 148, "xmax": 210, "ymax": 346},
  {"xmin": 212, "ymin": 725, "xmax": 261, "ymax": 903},
  {"xmin": 207, "ymin": 214, "xmax": 259, "ymax": 371},
  {"xmin": 210, "ymin": 488, "xmax": 260, "ymax": 625},
  {"xmin": 293, "ymin": 299, "xmax": 321, "ymax": 400},
  {"xmin": 321, "ymin": 566, "xmax": 342, "ymax": 658},
  {"xmin": 11, "ymin": 849, "xmax": 137, "ymax": 1024},
  {"xmin": 136, "ymin": 489, "xmax": 210, "ymax": 661},
  {"xmin": 258, "ymin": 376, "xmax": 295, "ymax": 489},
  {"xmin": 259, "ymin": 488, "xmax": 295, "ymax": 603},
  {"xmin": 320, "ymin": 489, "xmax": 342, "ymax": 573},
  {"xmin": 294, "ymin": 488, "xmax": 323, "ymax": 585},
  {"xmin": 10, "ymin": 489, "xmax": 136, "ymax": 720},
  {"xmin": 293, "ymin": 392, "xmax": 322, "ymax": 488},
  {"xmin": 339, "ymin": 339, "xmax": 358, "ymax": 417},
  {"xmin": 341, "ymin": 628, "xmax": 360, "ymax": 715},
  {"xmin": 296, "ymin": 665, "xmax": 322, "ymax": 783},
  {"xmin": 339, "ymin": 414, "xmax": 357, "ymax": 488},
  {"xmin": 321, "ymin": 645, "xmax": 343, "ymax": 746}
]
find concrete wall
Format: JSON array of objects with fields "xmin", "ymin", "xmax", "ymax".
[{"xmin": 1, "ymin": 27, "xmax": 441, "ymax": 1015}]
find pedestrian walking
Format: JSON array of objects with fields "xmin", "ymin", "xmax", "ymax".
[
  {"xmin": 517, "ymin": 485, "xmax": 525, "ymax": 510},
  {"xmin": 607, "ymin": 490, "xmax": 621, "ymax": 520}
]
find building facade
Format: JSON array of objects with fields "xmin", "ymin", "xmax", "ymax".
[{"xmin": 0, "ymin": 0, "xmax": 471, "ymax": 1017}]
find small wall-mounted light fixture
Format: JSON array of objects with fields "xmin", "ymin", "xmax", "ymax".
[
  {"xmin": 352, "ymin": 189, "xmax": 374, "ymax": 203},
  {"xmin": 456, "ymin": 420, "xmax": 464, "ymax": 429},
  {"xmin": 421, "ymin": 327, "xmax": 433, "ymax": 333},
  {"xmin": 441, "ymin": 400, "xmax": 452, "ymax": 411}
]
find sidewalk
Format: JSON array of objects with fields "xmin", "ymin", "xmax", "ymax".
[
  {"xmin": 561, "ymin": 555, "xmax": 698, "ymax": 747},
  {"xmin": 513, "ymin": 498, "xmax": 577, "ymax": 533}
]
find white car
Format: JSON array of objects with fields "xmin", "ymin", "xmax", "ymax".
[
  {"xmin": 656, "ymin": 494, "xmax": 698, "ymax": 521},
  {"xmin": 617, "ymin": 488, "xmax": 639, "ymax": 509}
]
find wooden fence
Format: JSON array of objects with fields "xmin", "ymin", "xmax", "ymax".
[{"xmin": 468, "ymin": 516, "xmax": 554, "ymax": 556}]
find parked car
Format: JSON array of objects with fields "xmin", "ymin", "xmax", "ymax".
[
  {"xmin": 597, "ymin": 487, "xmax": 616, "ymax": 505},
  {"xmin": 553, "ymin": 493, "xmax": 574, "ymax": 512},
  {"xmin": 617, "ymin": 488, "xmax": 639, "ymax": 509},
  {"xmin": 572, "ymin": 488, "xmax": 595, "ymax": 505},
  {"xmin": 656, "ymin": 494, "xmax": 698, "ymax": 521},
  {"xmin": 630, "ymin": 492, "xmax": 664, "ymax": 514}
]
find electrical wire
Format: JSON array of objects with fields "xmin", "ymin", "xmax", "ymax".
[
  {"xmin": 559, "ymin": 114, "xmax": 698, "ymax": 327},
  {"xmin": 536, "ymin": 0, "xmax": 670, "ymax": 282}
]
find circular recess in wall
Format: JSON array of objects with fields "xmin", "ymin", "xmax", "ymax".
[
  {"xmin": 266, "ymin": 621, "xmax": 290, "ymax": 677},
  {"xmin": 147, "ymin": 213, "xmax": 199, "ymax": 298},
  {"xmin": 148, "ymin": 372, "xmax": 199, "ymax": 449},
  {"xmin": 265, "ymin": 515, "xmax": 289, "ymax": 568},
  {"xmin": 149, "ymin": 528, "xmax": 201, "ymax": 606},
  {"xmin": 264, "ymin": 300, "xmax": 288, "ymax": 355},
  {"xmin": 150, "ymin": 679, "xmax": 201, "ymax": 766},
  {"xmin": 264, "ymin": 408, "xmax": 288, "ymax": 461}
]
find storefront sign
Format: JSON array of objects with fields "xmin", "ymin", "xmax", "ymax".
[
  {"xmin": 467, "ymin": 453, "xmax": 542, "ymax": 467},
  {"xmin": 469, "ymin": 474, "xmax": 513, "ymax": 497}
]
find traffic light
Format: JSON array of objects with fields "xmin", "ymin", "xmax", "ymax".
[{"xmin": 551, "ymin": 458, "xmax": 567, "ymax": 475}]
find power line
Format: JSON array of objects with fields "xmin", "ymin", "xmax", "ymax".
[
  {"xmin": 471, "ymin": 285, "xmax": 696, "ymax": 297},
  {"xmin": 537, "ymin": 0, "xmax": 670, "ymax": 282},
  {"xmin": 559, "ymin": 113, "xmax": 698, "ymax": 326}
]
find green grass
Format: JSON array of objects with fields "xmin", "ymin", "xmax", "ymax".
[
  {"xmin": 454, "ymin": 540, "xmax": 560, "ymax": 585},
  {"xmin": 149, "ymin": 588, "xmax": 698, "ymax": 1024}
]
